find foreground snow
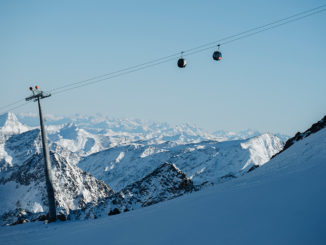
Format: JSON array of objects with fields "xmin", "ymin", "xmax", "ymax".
[{"xmin": 0, "ymin": 128, "xmax": 325, "ymax": 244}]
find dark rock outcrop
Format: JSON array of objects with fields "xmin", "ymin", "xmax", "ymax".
[
  {"xmin": 272, "ymin": 115, "xmax": 326, "ymax": 159},
  {"xmin": 0, "ymin": 151, "xmax": 114, "ymax": 225},
  {"xmin": 73, "ymin": 162, "xmax": 197, "ymax": 219}
]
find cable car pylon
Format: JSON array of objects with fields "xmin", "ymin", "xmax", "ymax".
[{"xmin": 25, "ymin": 86, "xmax": 56, "ymax": 222}]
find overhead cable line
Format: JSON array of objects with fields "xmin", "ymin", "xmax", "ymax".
[
  {"xmin": 0, "ymin": 101, "xmax": 31, "ymax": 116},
  {"xmin": 49, "ymin": 4, "xmax": 326, "ymax": 94},
  {"xmin": 182, "ymin": 4, "xmax": 326, "ymax": 53},
  {"xmin": 48, "ymin": 53, "xmax": 179, "ymax": 93},
  {"xmin": 221, "ymin": 7, "xmax": 326, "ymax": 46},
  {"xmin": 182, "ymin": 7, "xmax": 326, "ymax": 57},
  {"xmin": 0, "ymin": 99, "xmax": 25, "ymax": 111},
  {"xmin": 51, "ymin": 5, "xmax": 326, "ymax": 96},
  {"xmin": 1, "ymin": 4, "xmax": 325, "ymax": 110},
  {"xmin": 52, "ymin": 56, "xmax": 178, "ymax": 95}
]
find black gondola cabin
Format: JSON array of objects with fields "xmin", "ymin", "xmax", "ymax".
[
  {"xmin": 212, "ymin": 51, "xmax": 222, "ymax": 61},
  {"xmin": 177, "ymin": 58, "xmax": 187, "ymax": 68}
]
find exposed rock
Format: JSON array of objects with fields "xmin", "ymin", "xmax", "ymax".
[
  {"xmin": 108, "ymin": 208, "xmax": 120, "ymax": 216},
  {"xmin": 0, "ymin": 149, "xmax": 114, "ymax": 225},
  {"xmin": 79, "ymin": 133, "xmax": 284, "ymax": 191},
  {"xmin": 72, "ymin": 163, "xmax": 197, "ymax": 219},
  {"xmin": 272, "ymin": 115, "xmax": 326, "ymax": 159},
  {"xmin": 117, "ymin": 162, "xmax": 197, "ymax": 208}
]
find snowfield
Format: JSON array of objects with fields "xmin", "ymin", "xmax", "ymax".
[{"xmin": 0, "ymin": 127, "xmax": 325, "ymax": 244}]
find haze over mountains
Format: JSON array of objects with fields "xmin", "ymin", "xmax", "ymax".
[{"xmin": 17, "ymin": 112, "xmax": 290, "ymax": 143}]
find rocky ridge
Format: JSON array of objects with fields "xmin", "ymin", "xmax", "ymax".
[
  {"xmin": 71, "ymin": 162, "xmax": 196, "ymax": 219},
  {"xmin": 78, "ymin": 133, "xmax": 283, "ymax": 191},
  {"xmin": 272, "ymin": 115, "xmax": 326, "ymax": 158}
]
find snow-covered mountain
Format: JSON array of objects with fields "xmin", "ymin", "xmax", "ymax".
[
  {"xmin": 0, "ymin": 112, "xmax": 284, "ymax": 225},
  {"xmin": 0, "ymin": 129, "xmax": 113, "ymax": 225},
  {"xmin": 213, "ymin": 128, "xmax": 289, "ymax": 142},
  {"xmin": 0, "ymin": 129, "xmax": 41, "ymax": 171},
  {"xmin": 18, "ymin": 113, "xmax": 221, "ymax": 145},
  {"xmin": 213, "ymin": 129, "xmax": 261, "ymax": 140},
  {"xmin": 1, "ymin": 116, "xmax": 324, "ymax": 244},
  {"xmin": 78, "ymin": 133, "xmax": 283, "ymax": 191},
  {"xmin": 0, "ymin": 112, "xmax": 29, "ymax": 135},
  {"xmin": 71, "ymin": 162, "xmax": 196, "ymax": 220},
  {"xmin": 273, "ymin": 115, "xmax": 326, "ymax": 158},
  {"xmin": 0, "ymin": 128, "xmax": 80, "ymax": 171},
  {"xmin": 47, "ymin": 123, "xmax": 108, "ymax": 156},
  {"xmin": 115, "ymin": 162, "xmax": 196, "ymax": 209},
  {"xmin": 18, "ymin": 113, "xmax": 289, "ymax": 148}
]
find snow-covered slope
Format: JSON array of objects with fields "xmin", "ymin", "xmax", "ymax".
[
  {"xmin": 48, "ymin": 123, "xmax": 107, "ymax": 156},
  {"xmin": 115, "ymin": 162, "xmax": 195, "ymax": 208},
  {"xmin": 273, "ymin": 115, "xmax": 326, "ymax": 158},
  {"xmin": 0, "ymin": 129, "xmax": 41, "ymax": 171},
  {"xmin": 0, "ymin": 129, "xmax": 80, "ymax": 171},
  {"xmin": 0, "ymin": 149, "xmax": 114, "ymax": 225},
  {"xmin": 1, "ymin": 121, "xmax": 324, "ymax": 245},
  {"xmin": 78, "ymin": 133, "xmax": 283, "ymax": 191},
  {"xmin": 0, "ymin": 128, "xmax": 114, "ymax": 225},
  {"xmin": 72, "ymin": 162, "xmax": 196, "ymax": 219}
]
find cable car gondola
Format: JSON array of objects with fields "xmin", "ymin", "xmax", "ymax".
[
  {"xmin": 212, "ymin": 44, "xmax": 222, "ymax": 61},
  {"xmin": 177, "ymin": 51, "xmax": 187, "ymax": 68},
  {"xmin": 177, "ymin": 58, "xmax": 187, "ymax": 68}
]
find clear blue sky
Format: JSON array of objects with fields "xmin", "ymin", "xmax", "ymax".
[{"xmin": 0, "ymin": 0, "xmax": 325, "ymax": 135}]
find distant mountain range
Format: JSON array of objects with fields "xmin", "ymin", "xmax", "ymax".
[
  {"xmin": 78, "ymin": 133, "xmax": 283, "ymax": 191},
  {"xmin": 17, "ymin": 112, "xmax": 290, "ymax": 146},
  {"xmin": 0, "ymin": 112, "xmax": 287, "ymax": 225}
]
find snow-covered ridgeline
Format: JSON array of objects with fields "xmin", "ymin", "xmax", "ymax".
[
  {"xmin": 0, "ymin": 120, "xmax": 112, "ymax": 224},
  {"xmin": 78, "ymin": 133, "xmax": 283, "ymax": 191},
  {"xmin": 0, "ymin": 112, "xmax": 29, "ymax": 135},
  {"xmin": 18, "ymin": 112, "xmax": 289, "ymax": 149}
]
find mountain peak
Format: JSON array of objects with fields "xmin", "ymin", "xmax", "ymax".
[
  {"xmin": 0, "ymin": 112, "xmax": 29, "ymax": 135},
  {"xmin": 59, "ymin": 122, "xmax": 80, "ymax": 140},
  {"xmin": 0, "ymin": 112, "xmax": 16, "ymax": 125}
]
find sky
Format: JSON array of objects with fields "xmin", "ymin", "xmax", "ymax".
[{"xmin": 0, "ymin": 0, "xmax": 325, "ymax": 135}]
